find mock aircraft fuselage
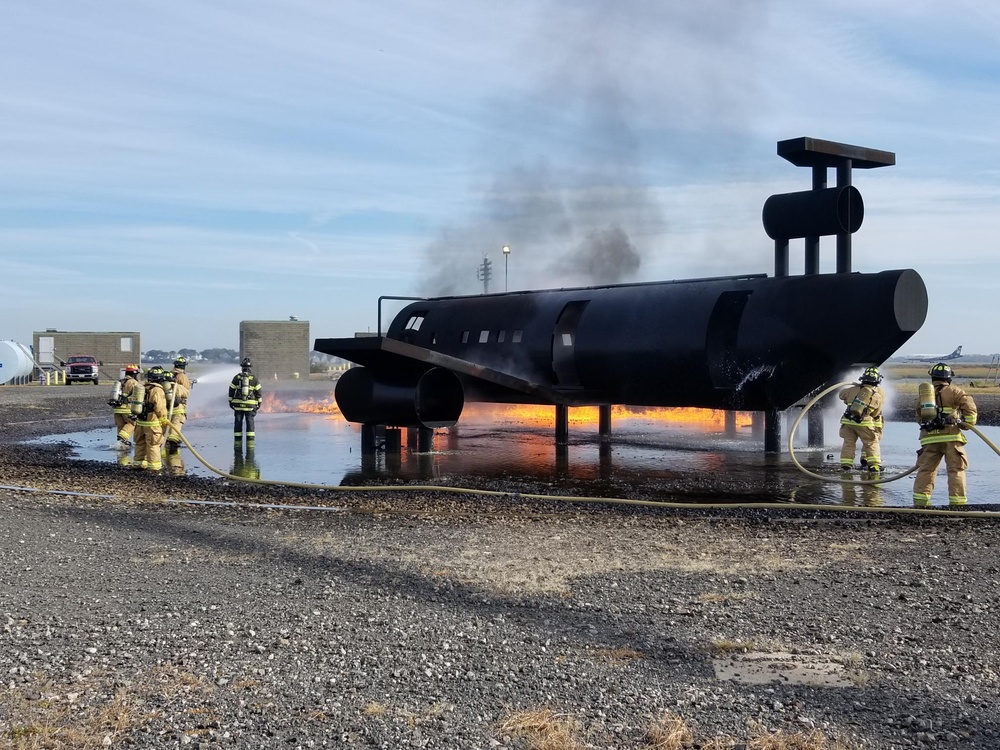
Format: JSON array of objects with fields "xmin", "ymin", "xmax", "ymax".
[{"xmin": 314, "ymin": 269, "xmax": 927, "ymax": 429}]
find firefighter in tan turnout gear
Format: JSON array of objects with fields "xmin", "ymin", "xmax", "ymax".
[
  {"xmin": 172, "ymin": 356, "xmax": 195, "ymax": 391},
  {"xmin": 133, "ymin": 366, "xmax": 169, "ymax": 471},
  {"xmin": 161, "ymin": 370, "xmax": 190, "ymax": 475},
  {"xmin": 109, "ymin": 363, "xmax": 143, "ymax": 450},
  {"xmin": 837, "ymin": 366, "xmax": 886, "ymax": 474},
  {"xmin": 913, "ymin": 363, "xmax": 978, "ymax": 508},
  {"xmin": 228, "ymin": 357, "xmax": 262, "ymax": 442}
]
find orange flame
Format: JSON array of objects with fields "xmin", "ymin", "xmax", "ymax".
[
  {"xmin": 259, "ymin": 392, "xmax": 341, "ymax": 414},
  {"xmin": 258, "ymin": 392, "xmax": 751, "ymax": 429},
  {"xmin": 464, "ymin": 403, "xmax": 753, "ymax": 430}
]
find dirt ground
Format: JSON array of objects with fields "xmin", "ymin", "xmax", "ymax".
[{"xmin": 3, "ymin": 384, "xmax": 1000, "ymax": 748}]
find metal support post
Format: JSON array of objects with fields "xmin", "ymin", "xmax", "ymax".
[{"xmin": 555, "ymin": 405, "xmax": 569, "ymax": 445}]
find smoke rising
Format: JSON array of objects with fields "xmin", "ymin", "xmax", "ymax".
[
  {"xmin": 419, "ymin": 1, "xmax": 765, "ymax": 296},
  {"xmin": 563, "ymin": 225, "xmax": 640, "ymax": 282}
]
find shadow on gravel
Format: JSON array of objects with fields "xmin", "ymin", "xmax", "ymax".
[{"xmin": 41, "ymin": 501, "xmax": 1000, "ymax": 747}]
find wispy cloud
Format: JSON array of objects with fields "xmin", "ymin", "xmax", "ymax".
[{"xmin": 0, "ymin": 1, "xmax": 998, "ymax": 352}]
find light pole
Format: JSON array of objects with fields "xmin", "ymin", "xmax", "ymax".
[{"xmin": 502, "ymin": 245, "xmax": 511, "ymax": 292}]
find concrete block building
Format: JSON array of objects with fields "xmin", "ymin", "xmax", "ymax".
[
  {"xmin": 239, "ymin": 319, "xmax": 310, "ymax": 381},
  {"xmin": 33, "ymin": 329, "xmax": 141, "ymax": 382}
]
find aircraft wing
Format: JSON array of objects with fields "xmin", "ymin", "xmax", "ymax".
[{"xmin": 314, "ymin": 336, "xmax": 600, "ymax": 406}]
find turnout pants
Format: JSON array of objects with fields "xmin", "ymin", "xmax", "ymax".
[
  {"xmin": 114, "ymin": 413, "xmax": 136, "ymax": 443},
  {"xmin": 912, "ymin": 441, "xmax": 968, "ymax": 507},
  {"xmin": 233, "ymin": 410, "xmax": 256, "ymax": 440},
  {"xmin": 166, "ymin": 409, "xmax": 186, "ymax": 446},
  {"xmin": 133, "ymin": 423, "xmax": 164, "ymax": 471},
  {"xmin": 839, "ymin": 423, "xmax": 881, "ymax": 468}
]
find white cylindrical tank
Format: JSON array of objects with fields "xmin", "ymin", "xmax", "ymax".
[{"xmin": 0, "ymin": 340, "xmax": 34, "ymax": 384}]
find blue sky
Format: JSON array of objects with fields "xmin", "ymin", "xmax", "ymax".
[{"xmin": 2, "ymin": 0, "xmax": 1000, "ymax": 356}]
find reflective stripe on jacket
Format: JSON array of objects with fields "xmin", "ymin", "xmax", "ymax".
[
  {"xmin": 838, "ymin": 384, "xmax": 885, "ymax": 428},
  {"xmin": 228, "ymin": 372, "xmax": 262, "ymax": 411},
  {"xmin": 916, "ymin": 382, "xmax": 977, "ymax": 446},
  {"xmin": 112, "ymin": 377, "xmax": 141, "ymax": 415},
  {"xmin": 136, "ymin": 383, "xmax": 168, "ymax": 427},
  {"xmin": 164, "ymin": 382, "xmax": 190, "ymax": 415}
]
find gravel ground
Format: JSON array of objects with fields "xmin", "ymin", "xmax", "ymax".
[{"xmin": 3, "ymin": 385, "xmax": 1000, "ymax": 749}]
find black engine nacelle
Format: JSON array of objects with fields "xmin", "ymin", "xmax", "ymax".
[{"xmin": 334, "ymin": 366, "xmax": 465, "ymax": 428}]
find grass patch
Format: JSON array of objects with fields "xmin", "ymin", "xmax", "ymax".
[
  {"xmin": 645, "ymin": 713, "xmax": 695, "ymax": 748},
  {"xmin": 3, "ymin": 678, "xmax": 148, "ymax": 749},
  {"xmin": 500, "ymin": 708, "xmax": 586, "ymax": 749},
  {"xmin": 501, "ymin": 710, "xmax": 858, "ymax": 749},
  {"xmin": 1, "ymin": 666, "xmax": 216, "ymax": 749}
]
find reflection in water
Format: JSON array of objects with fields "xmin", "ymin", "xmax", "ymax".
[
  {"xmin": 116, "ymin": 443, "xmax": 132, "ymax": 467},
  {"xmin": 840, "ymin": 482, "xmax": 885, "ymax": 508},
  {"xmin": 165, "ymin": 443, "xmax": 186, "ymax": 476},
  {"xmin": 232, "ymin": 444, "xmax": 261, "ymax": 479},
  {"xmin": 38, "ymin": 406, "xmax": 1000, "ymax": 509}
]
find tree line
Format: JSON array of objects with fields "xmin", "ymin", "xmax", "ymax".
[{"xmin": 141, "ymin": 348, "xmax": 239, "ymax": 364}]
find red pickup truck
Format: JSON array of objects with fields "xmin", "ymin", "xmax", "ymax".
[{"xmin": 62, "ymin": 355, "xmax": 101, "ymax": 385}]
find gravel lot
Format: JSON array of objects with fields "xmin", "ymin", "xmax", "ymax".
[{"xmin": 3, "ymin": 385, "xmax": 1000, "ymax": 749}]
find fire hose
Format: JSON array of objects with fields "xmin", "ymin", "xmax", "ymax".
[
  {"xmin": 165, "ymin": 423, "xmax": 1000, "ymax": 518},
  {"xmin": 6, "ymin": 402, "xmax": 1000, "ymax": 516},
  {"xmin": 789, "ymin": 380, "xmax": 1000, "ymax": 487}
]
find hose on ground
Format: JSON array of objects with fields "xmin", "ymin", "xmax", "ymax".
[
  {"xmin": 787, "ymin": 381, "xmax": 918, "ymax": 486},
  {"xmin": 169, "ymin": 425, "xmax": 1000, "ymax": 518}
]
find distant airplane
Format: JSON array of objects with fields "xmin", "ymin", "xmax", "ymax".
[{"xmin": 905, "ymin": 345, "xmax": 963, "ymax": 363}]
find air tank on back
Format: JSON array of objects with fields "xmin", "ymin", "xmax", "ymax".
[{"xmin": 0, "ymin": 340, "xmax": 34, "ymax": 385}]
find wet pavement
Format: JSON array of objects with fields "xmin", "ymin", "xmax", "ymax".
[{"xmin": 32, "ymin": 398, "xmax": 1000, "ymax": 509}]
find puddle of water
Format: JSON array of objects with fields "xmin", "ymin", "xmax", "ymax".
[{"xmin": 30, "ymin": 402, "xmax": 1000, "ymax": 508}]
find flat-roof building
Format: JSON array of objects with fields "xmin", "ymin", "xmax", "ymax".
[
  {"xmin": 239, "ymin": 320, "xmax": 310, "ymax": 380},
  {"xmin": 32, "ymin": 330, "xmax": 141, "ymax": 381}
]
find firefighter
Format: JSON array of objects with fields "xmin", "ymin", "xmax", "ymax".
[
  {"xmin": 109, "ymin": 363, "xmax": 142, "ymax": 450},
  {"xmin": 837, "ymin": 366, "xmax": 886, "ymax": 474},
  {"xmin": 133, "ymin": 366, "xmax": 169, "ymax": 471},
  {"xmin": 172, "ymin": 356, "xmax": 194, "ymax": 391},
  {"xmin": 161, "ymin": 370, "xmax": 190, "ymax": 475},
  {"xmin": 913, "ymin": 363, "xmax": 978, "ymax": 508},
  {"xmin": 228, "ymin": 357, "xmax": 262, "ymax": 442}
]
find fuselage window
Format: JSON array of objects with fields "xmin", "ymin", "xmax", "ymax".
[
  {"xmin": 461, "ymin": 331, "xmax": 470, "ymax": 344},
  {"xmin": 498, "ymin": 331, "xmax": 506, "ymax": 343},
  {"xmin": 561, "ymin": 333, "xmax": 573, "ymax": 346},
  {"xmin": 405, "ymin": 315, "xmax": 424, "ymax": 331},
  {"xmin": 479, "ymin": 330, "xmax": 490, "ymax": 344},
  {"xmin": 512, "ymin": 330, "xmax": 523, "ymax": 343}
]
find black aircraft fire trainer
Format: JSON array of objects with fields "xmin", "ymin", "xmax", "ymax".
[{"xmin": 315, "ymin": 138, "xmax": 927, "ymax": 451}]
